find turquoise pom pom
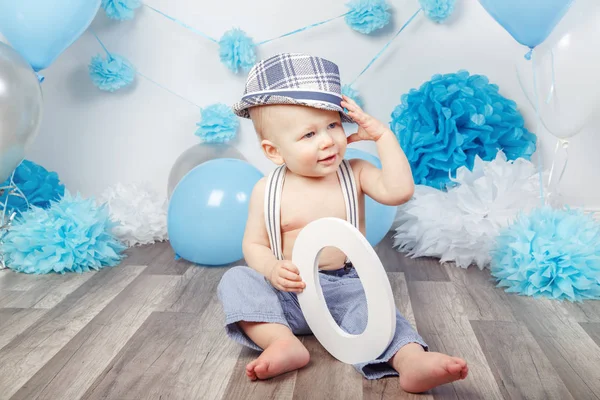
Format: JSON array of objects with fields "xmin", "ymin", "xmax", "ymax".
[
  {"xmin": 0, "ymin": 160, "xmax": 64, "ymax": 216},
  {"xmin": 342, "ymin": 84, "xmax": 364, "ymax": 108},
  {"xmin": 419, "ymin": 0, "xmax": 456, "ymax": 23},
  {"xmin": 195, "ymin": 103, "xmax": 239, "ymax": 143},
  {"xmin": 101, "ymin": 0, "xmax": 141, "ymax": 21},
  {"xmin": 491, "ymin": 207, "xmax": 600, "ymax": 302},
  {"xmin": 219, "ymin": 28, "xmax": 256, "ymax": 74},
  {"xmin": 2, "ymin": 192, "xmax": 126, "ymax": 274},
  {"xmin": 89, "ymin": 54, "xmax": 135, "ymax": 92},
  {"xmin": 390, "ymin": 70, "xmax": 536, "ymax": 189},
  {"xmin": 345, "ymin": 0, "xmax": 391, "ymax": 34}
]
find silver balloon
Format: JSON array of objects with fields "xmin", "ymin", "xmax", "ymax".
[
  {"xmin": 0, "ymin": 42, "xmax": 43, "ymax": 183},
  {"xmin": 167, "ymin": 143, "xmax": 246, "ymax": 198}
]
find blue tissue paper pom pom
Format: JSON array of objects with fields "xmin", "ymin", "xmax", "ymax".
[
  {"xmin": 342, "ymin": 84, "xmax": 364, "ymax": 108},
  {"xmin": 2, "ymin": 192, "xmax": 126, "ymax": 274},
  {"xmin": 390, "ymin": 70, "xmax": 536, "ymax": 190},
  {"xmin": 195, "ymin": 103, "xmax": 239, "ymax": 143},
  {"xmin": 101, "ymin": 0, "xmax": 141, "ymax": 20},
  {"xmin": 345, "ymin": 0, "xmax": 391, "ymax": 34},
  {"xmin": 419, "ymin": 0, "xmax": 455, "ymax": 23},
  {"xmin": 89, "ymin": 54, "xmax": 135, "ymax": 92},
  {"xmin": 219, "ymin": 28, "xmax": 256, "ymax": 74},
  {"xmin": 491, "ymin": 207, "xmax": 600, "ymax": 302},
  {"xmin": 0, "ymin": 160, "xmax": 64, "ymax": 216}
]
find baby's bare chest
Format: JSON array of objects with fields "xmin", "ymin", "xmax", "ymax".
[{"xmin": 279, "ymin": 181, "xmax": 347, "ymax": 233}]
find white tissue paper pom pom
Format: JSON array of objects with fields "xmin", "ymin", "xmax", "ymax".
[
  {"xmin": 393, "ymin": 151, "xmax": 544, "ymax": 269},
  {"xmin": 101, "ymin": 183, "xmax": 168, "ymax": 247}
]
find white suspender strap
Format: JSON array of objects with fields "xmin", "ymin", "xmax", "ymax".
[
  {"xmin": 264, "ymin": 161, "xmax": 358, "ymax": 262},
  {"xmin": 337, "ymin": 159, "xmax": 359, "ymax": 229},
  {"xmin": 264, "ymin": 165, "xmax": 286, "ymax": 260}
]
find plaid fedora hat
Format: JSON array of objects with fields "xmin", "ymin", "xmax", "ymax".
[{"xmin": 232, "ymin": 53, "xmax": 353, "ymax": 123}]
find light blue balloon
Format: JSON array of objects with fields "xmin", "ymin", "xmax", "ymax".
[
  {"xmin": 168, "ymin": 158, "xmax": 264, "ymax": 266},
  {"xmin": 344, "ymin": 148, "xmax": 397, "ymax": 247},
  {"xmin": 479, "ymin": 0, "xmax": 573, "ymax": 48},
  {"xmin": 0, "ymin": 0, "xmax": 101, "ymax": 71}
]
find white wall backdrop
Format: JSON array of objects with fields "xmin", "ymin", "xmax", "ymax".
[{"xmin": 9, "ymin": 0, "xmax": 600, "ymax": 209}]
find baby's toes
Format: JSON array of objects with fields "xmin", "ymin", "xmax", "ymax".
[
  {"xmin": 254, "ymin": 361, "xmax": 271, "ymax": 379},
  {"xmin": 460, "ymin": 365, "xmax": 469, "ymax": 380},
  {"xmin": 246, "ymin": 360, "xmax": 259, "ymax": 380},
  {"xmin": 246, "ymin": 359, "xmax": 258, "ymax": 371},
  {"xmin": 453, "ymin": 357, "xmax": 467, "ymax": 368},
  {"xmin": 445, "ymin": 360, "xmax": 464, "ymax": 376}
]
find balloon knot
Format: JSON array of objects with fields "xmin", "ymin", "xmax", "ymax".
[
  {"xmin": 36, "ymin": 73, "xmax": 45, "ymax": 83},
  {"xmin": 524, "ymin": 48, "xmax": 533, "ymax": 61}
]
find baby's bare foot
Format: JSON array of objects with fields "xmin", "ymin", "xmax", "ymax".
[
  {"xmin": 397, "ymin": 350, "xmax": 468, "ymax": 393},
  {"xmin": 245, "ymin": 337, "xmax": 310, "ymax": 380}
]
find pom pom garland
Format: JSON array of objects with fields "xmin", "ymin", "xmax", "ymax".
[
  {"xmin": 219, "ymin": 28, "xmax": 256, "ymax": 74},
  {"xmin": 345, "ymin": 0, "xmax": 391, "ymax": 34},
  {"xmin": 195, "ymin": 103, "xmax": 239, "ymax": 143},
  {"xmin": 89, "ymin": 54, "xmax": 135, "ymax": 92},
  {"xmin": 418, "ymin": 0, "xmax": 456, "ymax": 23},
  {"xmin": 101, "ymin": 0, "xmax": 141, "ymax": 21}
]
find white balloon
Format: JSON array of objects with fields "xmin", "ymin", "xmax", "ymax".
[
  {"xmin": 0, "ymin": 42, "xmax": 43, "ymax": 182},
  {"xmin": 516, "ymin": 0, "xmax": 600, "ymax": 139}
]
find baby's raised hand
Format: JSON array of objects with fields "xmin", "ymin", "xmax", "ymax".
[
  {"xmin": 269, "ymin": 260, "xmax": 306, "ymax": 293},
  {"xmin": 341, "ymin": 95, "xmax": 389, "ymax": 144}
]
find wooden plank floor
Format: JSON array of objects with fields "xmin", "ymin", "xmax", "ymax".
[{"xmin": 1, "ymin": 236, "xmax": 599, "ymax": 399}]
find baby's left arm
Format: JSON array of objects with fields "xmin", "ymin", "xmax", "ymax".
[{"xmin": 341, "ymin": 95, "xmax": 415, "ymax": 206}]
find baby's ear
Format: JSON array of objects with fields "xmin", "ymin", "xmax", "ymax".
[{"xmin": 261, "ymin": 139, "xmax": 284, "ymax": 165}]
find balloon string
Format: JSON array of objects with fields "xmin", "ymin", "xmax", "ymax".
[
  {"xmin": 515, "ymin": 64, "xmax": 534, "ymax": 110},
  {"xmin": 547, "ymin": 139, "xmax": 560, "ymax": 190},
  {"xmin": 0, "ymin": 169, "xmax": 21, "ymax": 226},
  {"xmin": 546, "ymin": 49, "xmax": 569, "ymax": 199},
  {"xmin": 547, "ymin": 139, "xmax": 569, "ymax": 201},
  {"xmin": 555, "ymin": 142, "xmax": 569, "ymax": 190},
  {"xmin": 350, "ymin": 8, "xmax": 422, "ymax": 86},
  {"xmin": 531, "ymin": 50, "xmax": 545, "ymax": 206},
  {"xmin": 0, "ymin": 169, "xmax": 20, "ymax": 270},
  {"xmin": 0, "ymin": 188, "xmax": 9, "ymax": 228},
  {"xmin": 10, "ymin": 178, "xmax": 29, "ymax": 213}
]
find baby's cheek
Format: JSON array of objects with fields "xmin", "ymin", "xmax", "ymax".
[
  {"xmin": 338, "ymin": 135, "xmax": 347, "ymax": 152},
  {"xmin": 298, "ymin": 147, "xmax": 317, "ymax": 164},
  {"xmin": 299, "ymin": 157, "xmax": 315, "ymax": 173}
]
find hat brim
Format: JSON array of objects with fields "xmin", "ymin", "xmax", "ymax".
[{"xmin": 232, "ymin": 95, "xmax": 354, "ymax": 123}]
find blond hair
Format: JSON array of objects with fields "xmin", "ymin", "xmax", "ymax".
[{"xmin": 248, "ymin": 106, "xmax": 267, "ymax": 140}]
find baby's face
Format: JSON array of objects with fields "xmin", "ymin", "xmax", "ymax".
[{"xmin": 259, "ymin": 105, "xmax": 347, "ymax": 177}]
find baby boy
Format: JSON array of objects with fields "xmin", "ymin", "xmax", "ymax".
[{"xmin": 217, "ymin": 53, "xmax": 468, "ymax": 393}]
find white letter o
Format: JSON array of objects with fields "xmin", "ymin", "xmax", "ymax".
[{"xmin": 292, "ymin": 217, "xmax": 396, "ymax": 365}]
